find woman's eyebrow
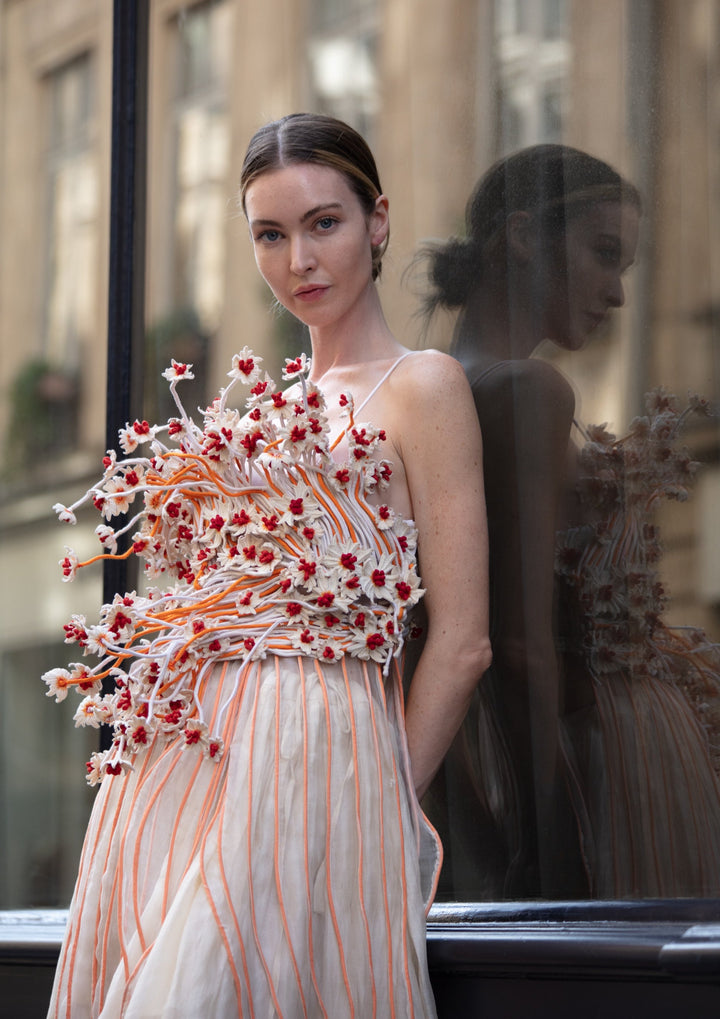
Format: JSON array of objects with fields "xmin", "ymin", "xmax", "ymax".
[
  {"xmin": 300, "ymin": 202, "xmax": 343, "ymax": 223},
  {"xmin": 250, "ymin": 202, "xmax": 343, "ymax": 229}
]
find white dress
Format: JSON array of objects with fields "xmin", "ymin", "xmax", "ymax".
[{"xmin": 47, "ymin": 350, "xmax": 441, "ymax": 1018}]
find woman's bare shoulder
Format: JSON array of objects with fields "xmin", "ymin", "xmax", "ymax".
[
  {"xmin": 465, "ymin": 356, "xmax": 575, "ymax": 415},
  {"xmin": 394, "ymin": 347, "xmax": 471, "ymax": 396}
]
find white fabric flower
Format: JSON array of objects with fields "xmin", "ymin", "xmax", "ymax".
[{"xmin": 162, "ymin": 359, "xmax": 194, "ymax": 382}]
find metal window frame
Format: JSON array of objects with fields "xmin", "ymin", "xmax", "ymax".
[{"xmin": 103, "ymin": 0, "xmax": 149, "ymax": 609}]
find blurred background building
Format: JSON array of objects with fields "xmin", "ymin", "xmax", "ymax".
[{"xmin": 1, "ymin": 0, "xmax": 720, "ymax": 909}]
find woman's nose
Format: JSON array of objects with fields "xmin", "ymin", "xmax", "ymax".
[
  {"xmin": 290, "ymin": 235, "xmax": 316, "ymax": 275},
  {"xmin": 606, "ymin": 274, "xmax": 625, "ymax": 308}
]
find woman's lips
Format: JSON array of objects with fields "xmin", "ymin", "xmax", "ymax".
[
  {"xmin": 293, "ymin": 285, "xmax": 329, "ymax": 302},
  {"xmin": 585, "ymin": 311, "xmax": 607, "ymax": 330}
]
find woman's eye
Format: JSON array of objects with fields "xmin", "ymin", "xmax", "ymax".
[
  {"xmin": 316, "ymin": 216, "xmax": 337, "ymax": 231},
  {"xmin": 596, "ymin": 246, "xmax": 620, "ymax": 267},
  {"xmin": 257, "ymin": 229, "xmax": 281, "ymax": 243}
]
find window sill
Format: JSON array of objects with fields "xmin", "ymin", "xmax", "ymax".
[{"xmin": 3, "ymin": 901, "xmax": 720, "ymax": 978}]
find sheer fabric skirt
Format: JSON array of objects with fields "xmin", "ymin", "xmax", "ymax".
[
  {"xmin": 49, "ymin": 655, "xmax": 440, "ymax": 1018},
  {"xmin": 563, "ymin": 670, "xmax": 720, "ymax": 898}
]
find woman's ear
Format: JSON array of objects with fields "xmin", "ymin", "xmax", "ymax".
[
  {"xmin": 369, "ymin": 194, "xmax": 390, "ymax": 247},
  {"xmin": 506, "ymin": 210, "xmax": 537, "ymax": 264}
]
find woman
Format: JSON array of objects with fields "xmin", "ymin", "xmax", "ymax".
[
  {"xmin": 46, "ymin": 113, "xmax": 491, "ymax": 1017},
  {"xmin": 423, "ymin": 143, "xmax": 720, "ymax": 900}
]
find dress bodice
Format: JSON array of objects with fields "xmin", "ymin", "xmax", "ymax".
[
  {"xmin": 555, "ymin": 390, "xmax": 720, "ymax": 764},
  {"xmin": 45, "ymin": 349, "xmax": 424, "ymax": 783}
]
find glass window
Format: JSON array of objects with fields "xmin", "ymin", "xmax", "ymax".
[
  {"xmin": 308, "ymin": 0, "xmax": 378, "ymax": 140},
  {"xmin": 0, "ymin": 22, "xmax": 107, "ymax": 909},
  {"xmin": 44, "ymin": 55, "xmax": 98, "ymax": 370},
  {"xmin": 144, "ymin": 1, "xmax": 233, "ymax": 425},
  {"xmin": 171, "ymin": 0, "xmax": 231, "ymax": 332},
  {"xmin": 496, "ymin": 0, "xmax": 570, "ymax": 151},
  {"xmin": 543, "ymin": 0, "xmax": 567, "ymax": 39},
  {"xmin": 3, "ymin": 0, "xmax": 720, "ymax": 920},
  {"xmin": 0, "ymin": 645, "xmax": 95, "ymax": 907}
]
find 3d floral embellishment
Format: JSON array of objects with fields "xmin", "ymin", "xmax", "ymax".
[
  {"xmin": 558, "ymin": 390, "xmax": 720, "ymax": 764},
  {"xmin": 59, "ymin": 547, "xmax": 79, "ymax": 582},
  {"xmin": 282, "ymin": 353, "xmax": 310, "ymax": 380},
  {"xmin": 228, "ymin": 347, "xmax": 263, "ymax": 385},
  {"xmin": 162, "ymin": 359, "xmax": 194, "ymax": 382},
  {"xmin": 95, "ymin": 524, "xmax": 118, "ymax": 553},
  {"xmin": 203, "ymin": 736, "xmax": 225, "ymax": 761},
  {"xmin": 42, "ymin": 668, "xmax": 73, "ymax": 702},
  {"xmin": 338, "ymin": 392, "xmax": 354, "ymax": 416},
  {"xmin": 180, "ymin": 717, "xmax": 210, "ymax": 751},
  {"xmin": 688, "ymin": 391, "xmax": 713, "ymax": 417},
  {"xmin": 101, "ymin": 476, "xmax": 137, "ymax": 518},
  {"xmin": 63, "ymin": 614, "xmax": 89, "ymax": 646},
  {"xmin": 53, "ymin": 504, "xmax": 77, "ymax": 525},
  {"xmin": 375, "ymin": 504, "xmax": 395, "ymax": 530},
  {"xmin": 73, "ymin": 695, "xmax": 103, "ymax": 728},
  {"xmin": 328, "ymin": 466, "xmax": 352, "ymax": 491},
  {"xmin": 119, "ymin": 419, "xmax": 154, "ymax": 454},
  {"xmin": 585, "ymin": 422, "xmax": 615, "ymax": 446},
  {"xmin": 46, "ymin": 349, "xmax": 424, "ymax": 781}
]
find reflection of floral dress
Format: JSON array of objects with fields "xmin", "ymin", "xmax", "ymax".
[
  {"xmin": 47, "ymin": 351, "xmax": 440, "ymax": 1018},
  {"xmin": 556, "ymin": 389, "xmax": 720, "ymax": 898}
]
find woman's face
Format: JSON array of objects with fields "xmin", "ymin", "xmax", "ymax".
[
  {"xmin": 244, "ymin": 162, "xmax": 388, "ymax": 331},
  {"xmin": 542, "ymin": 199, "xmax": 640, "ymax": 350}
]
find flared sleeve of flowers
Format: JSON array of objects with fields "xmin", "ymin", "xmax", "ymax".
[{"xmin": 44, "ymin": 352, "xmax": 424, "ymax": 783}]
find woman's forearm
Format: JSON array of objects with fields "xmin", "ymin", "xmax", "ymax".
[{"xmin": 404, "ymin": 633, "xmax": 492, "ymax": 799}]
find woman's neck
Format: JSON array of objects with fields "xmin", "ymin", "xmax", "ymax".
[
  {"xmin": 308, "ymin": 285, "xmax": 403, "ymax": 382},
  {"xmin": 458, "ymin": 283, "xmax": 542, "ymax": 362}
]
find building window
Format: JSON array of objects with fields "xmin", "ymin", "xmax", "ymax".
[
  {"xmin": 146, "ymin": 0, "xmax": 232, "ymax": 424},
  {"xmin": 0, "ymin": 643, "xmax": 96, "ymax": 909},
  {"xmin": 171, "ymin": 0, "xmax": 231, "ymax": 334},
  {"xmin": 308, "ymin": 0, "xmax": 378, "ymax": 141},
  {"xmin": 14, "ymin": 52, "xmax": 100, "ymax": 468},
  {"xmin": 44, "ymin": 53, "xmax": 98, "ymax": 371},
  {"xmin": 495, "ymin": 0, "xmax": 569, "ymax": 151}
]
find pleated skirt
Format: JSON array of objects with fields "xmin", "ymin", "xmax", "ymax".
[
  {"xmin": 49, "ymin": 655, "xmax": 441, "ymax": 1018},
  {"xmin": 563, "ymin": 670, "xmax": 720, "ymax": 898}
]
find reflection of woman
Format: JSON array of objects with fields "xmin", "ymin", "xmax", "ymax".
[
  {"xmin": 422, "ymin": 143, "xmax": 720, "ymax": 900},
  {"xmin": 555, "ymin": 390, "xmax": 720, "ymax": 897},
  {"xmin": 47, "ymin": 114, "xmax": 491, "ymax": 1017}
]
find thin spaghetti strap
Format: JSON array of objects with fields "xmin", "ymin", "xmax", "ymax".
[
  {"xmin": 329, "ymin": 351, "xmax": 416, "ymax": 451},
  {"xmin": 352, "ymin": 351, "xmax": 415, "ymax": 418}
]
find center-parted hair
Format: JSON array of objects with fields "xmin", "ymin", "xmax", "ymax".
[
  {"xmin": 240, "ymin": 113, "xmax": 388, "ymax": 280},
  {"xmin": 423, "ymin": 144, "xmax": 641, "ymax": 314}
]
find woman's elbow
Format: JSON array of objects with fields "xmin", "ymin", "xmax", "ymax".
[
  {"xmin": 454, "ymin": 634, "xmax": 492, "ymax": 685},
  {"xmin": 472, "ymin": 636, "xmax": 493, "ymax": 679}
]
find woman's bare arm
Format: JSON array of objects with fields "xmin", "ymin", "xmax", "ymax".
[
  {"xmin": 467, "ymin": 356, "xmax": 580, "ymax": 891},
  {"xmin": 392, "ymin": 352, "xmax": 492, "ymax": 798}
]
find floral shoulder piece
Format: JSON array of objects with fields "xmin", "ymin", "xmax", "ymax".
[{"xmin": 44, "ymin": 350, "xmax": 424, "ymax": 784}]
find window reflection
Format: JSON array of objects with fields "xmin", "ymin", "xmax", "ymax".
[
  {"xmin": 0, "ymin": 5, "xmax": 107, "ymax": 909},
  {"xmin": 144, "ymin": 1, "xmax": 233, "ymax": 425},
  {"xmin": 172, "ymin": 0, "xmax": 231, "ymax": 334},
  {"xmin": 1, "ymin": 646, "xmax": 95, "ymax": 908},
  {"xmin": 45, "ymin": 54, "xmax": 98, "ymax": 370},
  {"xmin": 2, "ymin": 0, "xmax": 720, "ymax": 912},
  {"xmin": 309, "ymin": 0, "xmax": 378, "ymax": 139},
  {"xmin": 496, "ymin": 0, "xmax": 569, "ymax": 150}
]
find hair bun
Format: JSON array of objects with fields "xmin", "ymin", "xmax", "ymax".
[{"xmin": 428, "ymin": 237, "xmax": 480, "ymax": 309}]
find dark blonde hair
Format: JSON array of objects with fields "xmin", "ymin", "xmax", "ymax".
[
  {"xmin": 424, "ymin": 144, "xmax": 641, "ymax": 313},
  {"xmin": 240, "ymin": 113, "xmax": 388, "ymax": 280}
]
